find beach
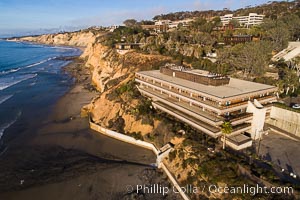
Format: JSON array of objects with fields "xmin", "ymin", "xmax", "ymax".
[{"xmin": 0, "ymin": 59, "xmax": 178, "ymax": 200}]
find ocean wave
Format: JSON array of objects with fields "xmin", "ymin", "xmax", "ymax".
[
  {"xmin": 0, "ymin": 57, "xmax": 57, "ymax": 76},
  {"xmin": 0, "ymin": 111, "xmax": 22, "ymax": 140},
  {"xmin": 0, "ymin": 94, "xmax": 13, "ymax": 105},
  {"xmin": 29, "ymin": 81, "xmax": 37, "ymax": 86},
  {"xmin": 0, "ymin": 68, "xmax": 21, "ymax": 75},
  {"xmin": 0, "ymin": 74, "xmax": 38, "ymax": 91},
  {"xmin": 24, "ymin": 57, "xmax": 57, "ymax": 69},
  {"xmin": 49, "ymin": 46, "xmax": 75, "ymax": 50}
]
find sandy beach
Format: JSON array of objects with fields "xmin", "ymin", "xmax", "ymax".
[{"xmin": 0, "ymin": 59, "xmax": 178, "ymax": 200}]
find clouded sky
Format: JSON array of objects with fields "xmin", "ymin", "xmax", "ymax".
[{"xmin": 0, "ymin": 0, "xmax": 278, "ymax": 35}]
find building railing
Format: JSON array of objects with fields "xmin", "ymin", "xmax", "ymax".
[
  {"xmin": 139, "ymin": 86, "xmax": 223, "ymax": 123},
  {"xmin": 229, "ymin": 113, "xmax": 253, "ymax": 122},
  {"xmin": 232, "ymin": 123, "xmax": 251, "ymax": 133}
]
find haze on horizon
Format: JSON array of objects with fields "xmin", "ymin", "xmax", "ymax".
[{"xmin": 0, "ymin": 0, "xmax": 280, "ymax": 36}]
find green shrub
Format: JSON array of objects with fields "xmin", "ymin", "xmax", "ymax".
[{"xmin": 168, "ymin": 150, "xmax": 177, "ymax": 162}]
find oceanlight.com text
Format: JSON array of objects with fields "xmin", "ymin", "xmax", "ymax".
[{"xmin": 126, "ymin": 184, "xmax": 294, "ymax": 196}]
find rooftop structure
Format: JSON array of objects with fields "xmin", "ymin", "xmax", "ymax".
[
  {"xmin": 160, "ymin": 64, "xmax": 230, "ymax": 86},
  {"xmin": 135, "ymin": 64, "xmax": 277, "ymax": 150},
  {"xmin": 221, "ymin": 13, "xmax": 264, "ymax": 28}
]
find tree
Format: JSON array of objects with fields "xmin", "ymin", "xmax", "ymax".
[
  {"xmin": 218, "ymin": 41, "xmax": 273, "ymax": 76},
  {"xmin": 123, "ymin": 19, "xmax": 138, "ymax": 27},
  {"xmin": 261, "ymin": 18, "xmax": 290, "ymax": 52},
  {"xmin": 281, "ymin": 14, "xmax": 300, "ymax": 41},
  {"xmin": 212, "ymin": 16, "xmax": 222, "ymax": 26},
  {"xmin": 290, "ymin": 57, "xmax": 300, "ymax": 77},
  {"xmin": 229, "ymin": 19, "xmax": 240, "ymax": 28},
  {"xmin": 282, "ymin": 68, "xmax": 300, "ymax": 95},
  {"xmin": 221, "ymin": 121, "xmax": 233, "ymax": 150},
  {"xmin": 139, "ymin": 20, "xmax": 155, "ymax": 25}
]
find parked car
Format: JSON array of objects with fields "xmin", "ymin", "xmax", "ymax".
[{"xmin": 292, "ymin": 104, "xmax": 300, "ymax": 109}]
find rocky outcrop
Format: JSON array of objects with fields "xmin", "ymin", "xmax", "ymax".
[{"xmin": 81, "ymin": 41, "xmax": 169, "ymax": 92}]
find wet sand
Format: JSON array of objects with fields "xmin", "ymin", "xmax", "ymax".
[{"xmin": 0, "ymin": 60, "xmax": 179, "ymax": 200}]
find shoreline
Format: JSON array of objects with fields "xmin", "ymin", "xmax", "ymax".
[
  {"xmin": 0, "ymin": 46, "xmax": 178, "ymax": 199},
  {"xmin": 0, "ymin": 51, "xmax": 81, "ymax": 154},
  {"xmin": 4, "ymin": 38, "xmax": 86, "ymax": 52}
]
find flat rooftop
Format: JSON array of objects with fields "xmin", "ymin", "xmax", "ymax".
[{"xmin": 137, "ymin": 70, "xmax": 277, "ymax": 99}]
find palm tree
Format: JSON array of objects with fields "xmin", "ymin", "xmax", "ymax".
[{"xmin": 221, "ymin": 121, "xmax": 233, "ymax": 150}]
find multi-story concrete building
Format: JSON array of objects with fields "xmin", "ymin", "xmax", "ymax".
[
  {"xmin": 135, "ymin": 64, "xmax": 277, "ymax": 150},
  {"xmin": 221, "ymin": 13, "xmax": 265, "ymax": 27},
  {"xmin": 221, "ymin": 14, "xmax": 234, "ymax": 26},
  {"xmin": 141, "ymin": 19, "xmax": 194, "ymax": 33}
]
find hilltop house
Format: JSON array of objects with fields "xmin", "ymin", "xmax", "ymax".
[
  {"xmin": 141, "ymin": 19, "xmax": 194, "ymax": 33},
  {"xmin": 221, "ymin": 13, "xmax": 264, "ymax": 28}
]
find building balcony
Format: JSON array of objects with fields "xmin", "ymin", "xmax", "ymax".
[
  {"xmin": 136, "ymin": 78, "xmax": 276, "ymax": 115},
  {"xmin": 136, "ymin": 79, "xmax": 223, "ymax": 114},
  {"xmin": 138, "ymin": 86, "xmax": 223, "ymax": 126},
  {"xmin": 231, "ymin": 123, "xmax": 252, "ymax": 135},
  {"xmin": 222, "ymin": 134, "xmax": 252, "ymax": 150},
  {"xmin": 152, "ymin": 101, "xmax": 221, "ymax": 138},
  {"xmin": 229, "ymin": 113, "xmax": 253, "ymax": 126}
]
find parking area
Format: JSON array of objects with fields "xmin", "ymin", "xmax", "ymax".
[
  {"xmin": 257, "ymin": 131, "xmax": 300, "ymax": 178},
  {"xmin": 283, "ymin": 96, "xmax": 300, "ymax": 108}
]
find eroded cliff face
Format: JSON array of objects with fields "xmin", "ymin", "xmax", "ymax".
[
  {"xmin": 19, "ymin": 31, "xmax": 99, "ymax": 47},
  {"xmin": 81, "ymin": 41, "xmax": 171, "ymax": 135},
  {"xmin": 19, "ymin": 30, "xmax": 172, "ymax": 138}
]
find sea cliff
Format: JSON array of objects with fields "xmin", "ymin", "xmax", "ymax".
[
  {"xmin": 18, "ymin": 30, "xmax": 172, "ymax": 138},
  {"xmin": 18, "ymin": 30, "xmax": 98, "ymax": 47}
]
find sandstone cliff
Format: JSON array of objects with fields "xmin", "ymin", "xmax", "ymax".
[
  {"xmin": 19, "ymin": 30, "xmax": 100, "ymax": 47},
  {"xmin": 18, "ymin": 30, "xmax": 173, "ymax": 137},
  {"xmin": 80, "ymin": 40, "xmax": 172, "ymax": 136}
]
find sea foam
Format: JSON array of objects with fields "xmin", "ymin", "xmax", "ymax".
[
  {"xmin": 0, "ymin": 57, "xmax": 57, "ymax": 75},
  {"xmin": 0, "ymin": 74, "xmax": 37, "ymax": 91},
  {"xmin": 0, "ymin": 94, "xmax": 13, "ymax": 105},
  {"xmin": 0, "ymin": 111, "xmax": 21, "ymax": 140}
]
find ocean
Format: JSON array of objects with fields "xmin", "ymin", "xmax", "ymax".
[{"xmin": 0, "ymin": 40, "xmax": 81, "ymax": 142}]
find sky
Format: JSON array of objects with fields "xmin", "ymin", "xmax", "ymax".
[{"xmin": 0, "ymin": 0, "xmax": 279, "ymax": 36}]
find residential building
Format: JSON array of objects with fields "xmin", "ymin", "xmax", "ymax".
[
  {"xmin": 224, "ymin": 35, "xmax": 253, "ymax": 44},
  {"xmin": 168, "ymin": 19, "xmax": 194, "ymax": 28},
  {"xmin": 141, "ymin": 24, "xmax": 169, "ymax": 33},
  {"xmin": 135, "ymin": 64, "xmax": 277, "ymax": 150},
  {"xmin": 115, "ymin": 43, "xmax": 142, "ymax": 50},
  {"xmin": 220, "ymin": 14, "xmax": 234, "ymax": 26},
  {"xmin": 141, "ymin": 19, "xmax": 194, "ymax": 33},
  {"xmin": 221, "ymin": 13, "xmax": 265, "ymax": 27}
]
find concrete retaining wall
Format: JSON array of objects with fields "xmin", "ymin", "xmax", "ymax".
[
  {"xmin": 268, "ymin": 106, "xmax": 300, "ymax": 136},
  {"xmin": 89, "ymin": 121, "xmax": 190, "ymax": 200},
  {"xmin": 90, "ymin": 122, "xmax": 159, "ymax": 155},
  {"xmin": 160, "ymin": 163, "xmax": 190, "ymax": 200}
]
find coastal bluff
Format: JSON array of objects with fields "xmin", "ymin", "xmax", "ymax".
[
  {"xmin": 18, "ymin": 30, "xmax": 99, "ymax": 47},
  {"xmin": 81, "ymin": 40, "xmax": 171, "ymax": 136},
  {"xmin": 17, "ymin": 30, "xmax": 172, "ymax": 139}
]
